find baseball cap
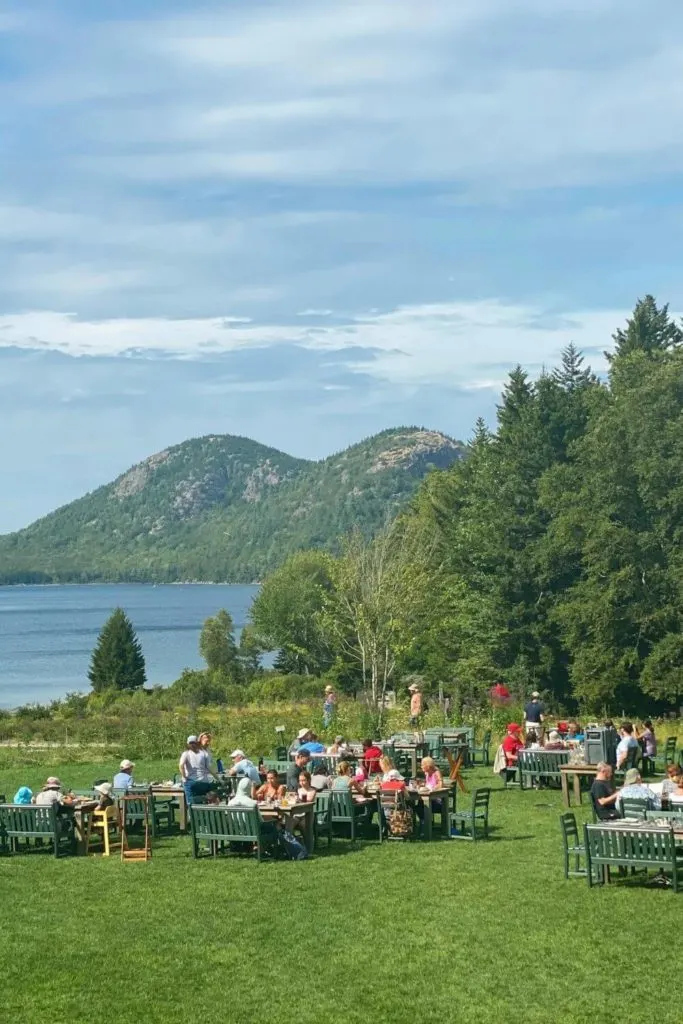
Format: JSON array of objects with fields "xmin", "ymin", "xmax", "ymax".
[
  {"xmin": 187, "ymin": 735, "xmax": 198, "ymax": 744},
  {"xmin": 230, "ymin": 749, "xmax": 245, "ymax": 759}
]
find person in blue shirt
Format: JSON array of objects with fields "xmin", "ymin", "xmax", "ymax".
[
  {"xmin": 299, "ymin": 733, "xmax": 326, "ymax": 754},
  {"xmin": 113, "ymin": 759, "xmax": 135, "ymax": 790},
  {"xmin": 229, "ymin": 749, "xmax": 262, "ymax": 785},
  {"xmin": 616, "ymin": 723, "xmax": 640, "ymax": 769}
]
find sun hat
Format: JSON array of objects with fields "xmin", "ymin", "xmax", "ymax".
[
  {"xmin": 531, "ymin": 691, "xmax": 540, "ymax": 698},
  {"xmin": 13, "ymin": 787, "xmax": 33, "ymax": 804},
  {"xmin": 45, "ymin": 776, "xmax": 61, "ymax": 788},
  {"xmin": 297, "ymin": 728, "xmax": 310, "ymax": 740},
  {"xmin": 120, "ymin": 759, "xmax": 135, "ymax": 770},
  {"xmin": 385, "ymin": 769, "xmax": 403, "ymax": 782},
  {"xmin": 95, "ymin": 782, "xmax": 113, "ymax": 797},
  {"xmin": 230, "ymin": 749, "xmax": 245, "ymax": 759},
  {"xmin": 624, "ymin": 768, "xmax": 641, "ymax": 785},
  {"xmin": 408, "ymin": 683, "xmax": 419, "ymax": 691},
  {"xmin": 187, "ymin": 735, "xmax": 199, "ymax": 745},
  {"xmin": 325, "ymin": 685, "xmax": 334, "ymax": 692}
]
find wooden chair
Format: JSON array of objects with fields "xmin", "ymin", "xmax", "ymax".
[
  {"xmin": 656, "ymin": 736, "xmax": 677, "ymax": 771},
  {"xmin": 451, "ymin": 788, "xmax": 491, "ymax": 841},
  {"xmin": 329, "ymin": 791, "xmax": 381, "ymax": 843},
  {"xmin": 470, "ymin": 730, "xmax": 492, "ymax": 767},
  {"xmin": 314, "ymin": 792, "xmax": 333, "ymax": 849},
  {"xmin": 559, "ymin": 812, "xmax": 589, "ymax": 879},
  {"xmin": 620, "ymin": 797, "xmax": 650, "ymax": 820},
  {"xmin": 120, "ymin": 795, "xmax": 152, "ymax": 861},
  {"xmin": 88, "ymin": 804, "xmax": 121, "ymax": 856}
]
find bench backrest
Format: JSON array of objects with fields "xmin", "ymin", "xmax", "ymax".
[
  {"xmin": 329, "ymin": 790, "xmax": 355, "ymax": 821},
  {"xmin": 585, "ymin": 824, "xmax": 675, "ymax": 866},
  {"xmin": 0, "ymin": 803, "xmax": 58, "ymax": 836},
  {"xmin": 518, "ymin": 750, "xmax": 570, "ymax": 774},
  {"xmin": 645, "ymin": 809, "xmax": 683, "ymax": 824},
  {"xmin": 190, "ymin": 805, "xmax": 261, "ymax": 841}
]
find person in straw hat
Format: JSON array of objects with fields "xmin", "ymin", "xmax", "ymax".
[
  {"xmin": 34, "ymin": 776, "xmax": 64, "ymax": 807},
  {"xmin": 323, "ymin": 684, "xmax": 337, "ymax": 727},
  {"xmin": 408, "ymin": 683, "xmax": 423, "ymax": 726}
]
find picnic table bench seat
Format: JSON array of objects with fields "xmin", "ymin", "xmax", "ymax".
[
  {"xmin": 518, "ymin": 750, "xmax": 570, "ymax": 789},
  {"xmin": 190, "ymin": 805, "xmax": 277, "ymax": 861},
  {"xmin": 584, "ymin": 824, "xmax": 680, "ymax": 891},
  {"xmin": 0, "ymin": 804, "xmax": 76, "ymax": 858}
]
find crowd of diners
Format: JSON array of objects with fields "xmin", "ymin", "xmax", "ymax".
[{"xmin": 501, "ymin": 717, "xmax": 659, "ymax": 770}]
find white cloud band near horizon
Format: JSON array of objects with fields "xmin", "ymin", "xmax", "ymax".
[{"xmin": 0, "ymin": 300, "xmax": 628, "ymax": 387}]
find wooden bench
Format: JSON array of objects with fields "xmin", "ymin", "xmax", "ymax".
[
  {"xmin": 518, "ymin": 750, "xmax": 569, "ymax": 789},
  {"xmin": 190, "ymin": 805, "xmax": 277, "ymax": 861},
  {"xmin": 584, "ymin": 824, "xmax": 680, "ymax": 891},
  {"xmin": 0, "ymin": 804, "xmax": 76, "ymax": 858}
]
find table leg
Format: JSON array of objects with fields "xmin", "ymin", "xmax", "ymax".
[
  {"xmin": 441, "ymin": 794, "xmax": 451, "ymax": 838},
  {"xmin": 411, "ymin": 750, "xmax": 418, "ymax": 778},
  {"xmin": 304, "ymin": 807, "xmax": 314, "ymax": 855},
  {"xmin": 561, "ymin": 771, "xmax": 570, "ymax": 808},
  {"xmin": 423, "ymin": 798, "xmax": 433, "ymax": 841},
  {"xmin": 178, "ymin": 792, "xmax": 187, "ymax": 831},
  {"xmin": 573, "ymin": 772, "xmax": 582, "ymax": 805}
]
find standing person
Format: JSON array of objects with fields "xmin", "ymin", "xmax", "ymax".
[
  {"xmin": 523, "ymin": 692, "xmax": 545, "ymax": 739},
  {"xmin": 113, "ymin": 759, "xmax": 135, "ymax": 790},
  {"xmin": 179, "ymin": 736, "xmax": 215, "ymax": 808},
  {"xmin": 323, "ymin": 685, "xmax": 337, "ymax": 728},
  {"xmin": 198, "ymin": 732, "xmax": 216, "ymax": 772},
  {"xmin": 616, "ymin": 723, "xmax": 640, "ymax": 769},
  {"xmin": 408, "ymin": 684, "xmax": 423, "ymax": 727},
  {"xmin": 289, "ymin": 728, "xmax": 311, "ymax": 756},
  {"xmin": 637, "ymin": 720, "xmax": 657, "ymax": 760}
]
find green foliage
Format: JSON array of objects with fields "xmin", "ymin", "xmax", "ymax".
[
  {"xmin": 87, "ymin": 608, "xmax": 146, "ymax": 693},
  {"xmin": 198, "ymin": 609, "xmax": 240, "ymax": 678},
  {"xmin": 0, "ymin": 428, "xmax": 464, "ymax": 584}
]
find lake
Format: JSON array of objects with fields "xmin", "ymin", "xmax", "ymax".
[{"xmin": 0, "ymin": 583, "xmax": 259, "ymax": 708}]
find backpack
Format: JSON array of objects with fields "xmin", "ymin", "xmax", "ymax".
[{"xmin": 277, "ymin": 828, "xmax": 309, "ymax": 860}]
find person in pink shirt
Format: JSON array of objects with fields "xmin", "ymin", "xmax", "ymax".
[{"xmin": 420, "ymin": 757, "xmax": 443, "ymax": 789}]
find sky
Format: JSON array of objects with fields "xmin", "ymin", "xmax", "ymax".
[{"xmin": 1, "ymin": 0, "xmax": 683, "ymax": 532}]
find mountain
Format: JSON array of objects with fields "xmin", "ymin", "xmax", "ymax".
[{"xmin": 0, "ymin": 427, "xmax": 465, "ymax": 584}]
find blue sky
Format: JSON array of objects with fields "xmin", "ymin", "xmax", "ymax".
[{"xmin": 1, "ymin": 0, "xmax": 682, "ymax": 531}]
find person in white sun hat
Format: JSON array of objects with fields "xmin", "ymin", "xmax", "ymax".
[{"xmin": 113, "ymin": 759, "xmax": 135, "ymax": 791}]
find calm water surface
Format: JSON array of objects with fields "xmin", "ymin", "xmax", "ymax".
[{"xmin": 0, "ymin": 584, "xmax": 259, "ymax": 708}]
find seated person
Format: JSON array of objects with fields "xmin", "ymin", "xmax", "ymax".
[
  {"xmin": 661, "ymin": 763, "xmax": 681, "ymax": 800},
  {"xmin": 332, "ymin": 760, "xmax": 365, "ymax": 796},
  {"xmin": 566, "ymin": 721, "xmax": 584, "ymax": 742},
  {"xmin": 525, "ymin": 730, "xmax": 542, "ymax": 750},
  {"xmin": 502, "ymin": 724, "xmax": 525, "ymax": 764},
  {"xmin": 590, "ymin": 763, "xmax": 619, "ymax": 820},
  {"xmin": 669, "ymin": 769, "xmax": 683, "ymax": 804},
  {"xmin": 256, "ymin": 769, "xmax": 285, "ymax": 803},
  {"xmin": 544, "ymin": 730, "xmax": 566, "ymax": 750},
  {"xmin": 113, "ymin": 759, "xmax": 135, "ymax": 790},
  {"xmin": 228, "ymin": 777, "xmax": 258, "ymax": 809},
  {"xmin": 380, "ymin": 755, "xmax": 402, "ymax": 781},
  {"xmin": 34, "ymin": 777, "xmax": 64, "ymax": 806},
  {"xmin": 12, "ymin": 786, "xmax": 33, "ymax": 805},
  {"xmin": 380, "ymin": 769, "xmax": 406, "ymax": 793},
  {"xmin": 420, "ymin": 757, "xmax": 443, "ymax": 790},
  {"xmin": 362, "ymin": 738, "xmax": 383, "ymax": 777},
  {"xmin": 299, "ymin": 732, "xmax": 326, "ymax": 755},
  {"xmin": 297, "ymin": 770, "xmax": 317, "ymax": 803},
  {"xmin": 311, "ymin": 766, "xmax": 330, "ymax": 792},
  {"xmin": 616, "ymin": 769, "xmax": 661, "ymax": 813},
  {"xmin": 327, "ymin": 736, "xmax": 350, "ymax": 755},
  {"xmin": 93, "ymin": 782, "xmax": 114, "ymax": 810}
]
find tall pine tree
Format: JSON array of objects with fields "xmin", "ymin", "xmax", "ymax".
[{"xmin": 88, "ymin": 608, "xmax": 146, "ymax": 692}]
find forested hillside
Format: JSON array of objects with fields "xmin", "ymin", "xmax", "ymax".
[{"xmin": 0, "ymin": 428, "xmax": 464, "ymax": 583}]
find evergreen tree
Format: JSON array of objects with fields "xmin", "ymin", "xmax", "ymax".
[
  {"xmin": 88, "ymin": 608, "xmax": 146, "ymax": 692},
  {"xmin": 553, "ymin": 343, "xmax": 595, "ymax": 392},
  {"xmin": 607, "ymin": 295, "xmax": 683, "ymax": 362},
  {"xmin": 199, "ymin": 609, "xmax": 240, "ymax": 679}
]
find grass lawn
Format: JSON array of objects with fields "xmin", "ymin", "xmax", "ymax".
[{"xmin": 1, "ymin": 760, "xmax": 680, "ymax": 1024}]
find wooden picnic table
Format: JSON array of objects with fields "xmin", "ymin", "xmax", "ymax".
[
  {"xmin": 260, "ymin": 800, "xmax": 316, "ymax": 854},
  {"xmin": 392, "ymin": 742, "xmax": 430, "ymax": 777},
  {"xmin": 559, "ymin": 764, "xmax": 600, "ymax": 808},
  {"xmin": 151, "ymin": 785, "xmax": 187, "ymax": 831},
  {"xmin": 410, "ymin": 785, "xmax": 452, "ymax": 841}
]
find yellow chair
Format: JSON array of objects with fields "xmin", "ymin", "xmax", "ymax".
[{"xmin": 88, "ymin": 804, "xmax": 121, "ymax": 856}]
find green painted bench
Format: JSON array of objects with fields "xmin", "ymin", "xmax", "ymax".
[
  {"xmin": 518, "ymin": 750, "xmax": 569, "ymax": 788},
  {"xmin": 190, "ymin": 805, "xmax": 277, "ymax": 861},
  {"xmin": 0, "ymin": 804, "xmax": 76, "ymax": 858},
  {"xmin": 584, "ymin": 824, "xmax": 680, "ymax": 891}
]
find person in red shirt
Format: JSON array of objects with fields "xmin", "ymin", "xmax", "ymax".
[
  {"xmin": 362, "ymin": 738, "xmax": 383, "ymax": 777},
  {"xmin": 502, "ymin": 723, "xmax": 524, "ymax": 766}
]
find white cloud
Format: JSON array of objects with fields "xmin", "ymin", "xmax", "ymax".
[{"xmin": 0, "ymin": 299, "xmax": 626, "ymax": 385}]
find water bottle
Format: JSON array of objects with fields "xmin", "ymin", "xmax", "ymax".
[{"xmin": 216, "ymin": 758, "xmax": 224, "ymax": 775}]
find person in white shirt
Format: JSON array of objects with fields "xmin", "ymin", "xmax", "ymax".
[
  {"xmin": 616, "ymin": 722, "xmax": 640, "ymax": 769},
  {"xmin": 113, "ymin": 759, "xmax": 135, "ymax": 790},
  {"xmin": 179, "ymin": 735, "xmax": 215, "ymax": 806}
]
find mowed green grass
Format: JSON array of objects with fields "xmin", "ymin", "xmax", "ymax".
[{"xmin": 1, "ymin": 761, "xmax": 680, "ymax": 1024}]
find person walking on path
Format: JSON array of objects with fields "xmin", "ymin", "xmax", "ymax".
[
  {"xmin": 323, "ymin": 685, "xmax": 337, "ymax": 728},
  {"xmin": 409, "ymin": 683, "xmax": 423, "ymax": 727},
  {"xmin": 523, "ymin": 691, "xmax": 545, "ymax": 740}
]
